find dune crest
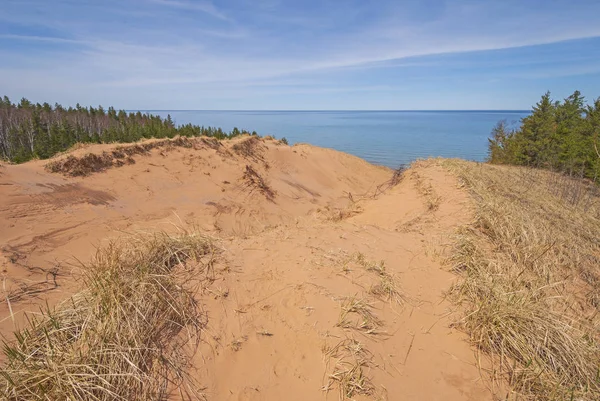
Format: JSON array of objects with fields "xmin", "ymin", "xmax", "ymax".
[{"xmin": 0, "ymin": 137, "xmax": 491, "ymax": 400}]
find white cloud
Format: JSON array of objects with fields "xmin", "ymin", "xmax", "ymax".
[
  {"xmin": 148, "ymin": 0, "xmax": 231, "ymax": 21},
  {"xmin": 1, "ymin": 0, "xmax": 600, "ymax": 108}
]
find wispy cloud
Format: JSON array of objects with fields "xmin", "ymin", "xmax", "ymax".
[
  {"xmin": 148, "ymin": 0, "xmax": 231, "ymax": 21},
  {"xmin": 0, "ymin": 34, "xmax": 83, "ymax": 44},
  {"xmin": 1, "ymin": 0, "xmax": 600, "ymax": 109}
]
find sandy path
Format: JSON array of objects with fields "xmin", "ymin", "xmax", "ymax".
[
  {"xmin": 195, "ymin": 160, "xmax": 489, "ymax": 400},
  {"xmin": 0, "ymin": 138, "xmax": 491, "ymax": 400}
]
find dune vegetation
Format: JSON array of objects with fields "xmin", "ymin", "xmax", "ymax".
[
  {"xmin": 443, "ymin": 160, "xmax": 600, "ymax": 400},
  {"xmin": 0, "ymin": 96, "xmax": 260, "ymax": 164},
  {"xmin": 488, "ymin": 90, "xmax": 600, "ymax": 180},
  {"xmin": 439, "ymin": 91, "xmax": 600, "ymax": 400},
  {"xmin": 1, "ymin": 231, "xmax": 220, "ymax": 400},
  {"xmin": 1, "ymin": 91, "xmax": 599, "ymax": 401}
]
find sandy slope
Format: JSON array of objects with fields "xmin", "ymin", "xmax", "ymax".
[{"xmin": 0, "ymin": 137, "xmax": 493, "ymax": 400}]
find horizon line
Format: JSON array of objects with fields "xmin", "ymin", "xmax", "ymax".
[{"xmin": 130, "ymin": 109, "xmax": 531, "ymax": 112}]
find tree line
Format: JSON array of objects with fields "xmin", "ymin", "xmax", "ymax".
[
  {"xmin": 488, "ymin": 91, "xmax": 600, "ymax": 180},
  {"xmin": 0, "ymin": 96, "xmax": 258, "ymax": 163}
]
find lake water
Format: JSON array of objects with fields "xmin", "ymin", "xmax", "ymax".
[{"xmin": 148, "ymin": 110, "xmax": 530, "ymax": 168}]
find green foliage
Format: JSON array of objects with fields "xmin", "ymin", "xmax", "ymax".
[
  {"xmin": 487, "ymin": 120, "xmax": 515, "ymax": 164},
  {"xmin": 0, "ymin": 97, "xmax": 260, "ymax": 163},
  {"xmin": 488, "ymin": 91, "xmax": 600, "ymax": 180}
]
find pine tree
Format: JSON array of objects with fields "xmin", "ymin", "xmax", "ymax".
[
  {"xmin": 487, "ymin": 120, "xmax": 513, "ymax": 163},
  {"xmin": 0, "ymin": 95, "xmax": 262, "ymax": 163},
  {"xmin": 518, "ymin": 91, "xmax": 556, "ymax": 167}
]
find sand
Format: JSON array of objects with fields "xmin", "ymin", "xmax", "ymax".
[{"xmin": 0, "ymin": 137, "xmax": 493, "ymax": 400}]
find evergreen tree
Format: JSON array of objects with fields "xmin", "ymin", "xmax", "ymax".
[
  {"xmin": 0, "ymin": 95, "xmax": 261, "ymax": 163},
  {"xmin": 488, "ymin": 90, "xmax": 600, "ymax": 180}
]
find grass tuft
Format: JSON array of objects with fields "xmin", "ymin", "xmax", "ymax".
[
  {"xmin": 352, "ymin": 253, "xmax": 404, "ymax": 305},
  {"xmin": 0, "ymin": 231, "xmax": 219, "ymax": 400},
  {"xmin": 323, "ymin": 338, "xmax": 375, "ymax": 400},
  {"xmin": 444, "ymin": 159, "xmax": 600, "ymax": 400},
  {"xmin": 369, "ymin": 273, "xmax": 403, "ymax": 305},
  {"xmin": 320, "ymin": 202, "xmax": 363, "ymax": 222},
  {"xmin": 353, "ymin": 252, "xmax": 386, "ymax": 275},
  {"xmin": 337, "ymin": 296, "xmax": 384, "ymax": 335}
]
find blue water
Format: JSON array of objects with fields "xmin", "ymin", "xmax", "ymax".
[{"xmin": 147, "ymin": 110, "xmax": 529, "ymax": 168}]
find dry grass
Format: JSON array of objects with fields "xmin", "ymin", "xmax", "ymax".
[
  {"xmin": 45, "ymin": 136, "xmax": 219, "ymax": 177},
  {"xmin": 352, "ymin": 253, "xmax": 404, "ymax": 305},
  {"xmin": 46, "ymin": 152, "xmax": 125, "ymax": 176},
  {"xmin": 0, "ymin": 231, "xmax": 220, "ymax": 400},
  {"xmin": 242, "ymin": 164, "xmax": 276, "ymax": 202},
  {"xmin": 321, "ymin": 204, "xmax": 363, "ymax": 222},
  {"xmin": 337, "ymin": 296, "xmax": 384, "ymax": 335},
  {"xmin": 231, "ymin": 136, "xmax": 265, "ymax": 162},
  {"xmin": 411, "ymin": 169, "xmax": 441, "ymax": 211},
  {"xmin": 352, "ymin": 253, "xmax": 386, "ymax": 275},
  {"xmin": 320, "ymin": 194, "xmax": 364, "ymax": 222},
  {"xmin": 369, "ymin": 274, "xmax": 403, "ymax": 305},
  {"xmin": 443, "ymin": 159, "xmax": 600, "ymax": 400},
  {"xmin": 323, "ymin": 338, "xmax": 375, "ymax": 400}
]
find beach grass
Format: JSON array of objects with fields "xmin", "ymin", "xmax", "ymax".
[
  {"xmin": 0, "ymin": 230, "xmax": 219, "ymax": 401},
  {"xmin": 444, "ymin": 159, "xmax": 600, "ymax": 400}
]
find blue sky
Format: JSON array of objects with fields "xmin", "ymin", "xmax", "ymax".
[{"xmin": 1, "ymin": 0, "xmax": 600, "ymax": 110}]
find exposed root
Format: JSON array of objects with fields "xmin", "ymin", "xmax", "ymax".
[{"xmin": 373, "ymin": 165, "xmax": 406, "ymax": 198}]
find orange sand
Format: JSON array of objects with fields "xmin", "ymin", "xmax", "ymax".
[{"xmin": 0, "ymin": 137, "xmax": 494, "ymax": 400}]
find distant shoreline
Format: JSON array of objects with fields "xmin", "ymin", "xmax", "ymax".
[
  {"xmin": 139, "ymin": 109, "xmax": 530, "ymax": 168},
  {"xmin": 133, "ymin": 109, "xmax": 531, "ymax": 113}
]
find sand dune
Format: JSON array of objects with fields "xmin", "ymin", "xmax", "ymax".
[{"xmin": 0, "ymin": 137, "xmax": 492, "ymax": 400}]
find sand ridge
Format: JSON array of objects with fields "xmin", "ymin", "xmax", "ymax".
[{"xmin": 0, "ymin": 137, "xmax": 492, "ymax": 400}]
